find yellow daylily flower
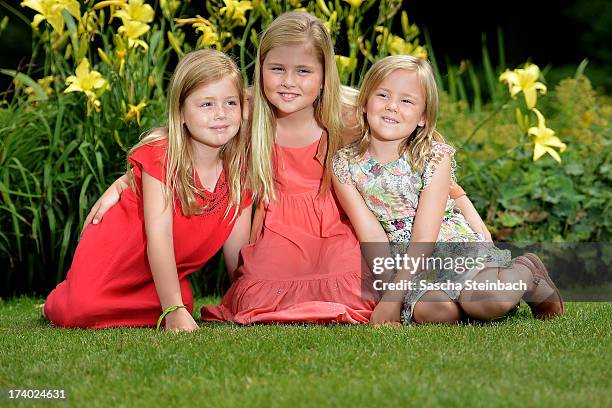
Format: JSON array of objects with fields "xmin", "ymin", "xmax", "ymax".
[
  {"xmin": 528, "ymin": 108, "xmax": 566, "ymax": 162},
  {"xmin": 114, "ymin": 0, "xmax": 154, "ymax": 24},
  {"xmin": 21, "ymin": 0, "xmax": 80, "ymax": 34},
  {"xmin": 499, "ymin": 64, "xmax": 547, "ymax": 109},
  {"xmin": 176, "ymin": 16, "xmax": 219, "ymax": 48},
  {"xmin": 219, "ymin": 0, "xmax": 252, "ymax": 26},
  {"xmin": 195, "ymin": 23, "xmax": 219, "ymax": 48},
  {"xmin": 388, "ymin": 35, "xmax": 426, "ymax": 58},
  {"xmin": 118, "ymin": 20, "xmax": 150, "ymax": 50},
  {"xmin": 343, "ymin": 0, "xmax": 363, "ymax": 7},
  {"xmin": 376, "ymin": 27, "xmax": 427, "ymax": 58},
  {"xmin": 124, "ymin": 101, "xmax": 147, "ymax": 125},
  {"xmin": 64, "ymin": 58, "xmax": 107, "ymax": 96},
  {"xmin": 24, "ymin": 75, "xmax": 54, "ymax": 102},
  {"xmin": 64, "ymin": 58, "xmax": 108, "ymax": 114}
]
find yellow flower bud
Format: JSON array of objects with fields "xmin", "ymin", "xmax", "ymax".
[
  {"xmin": 0, "ymin": 16, "xmax": 8, "ymax": 35},
  {"xmin": 250, "ymin": 28, "xmax": 259, "ymax": 47},
  {"xmin": 97, "ymin": 48, "xmax": 112, "ymax": 66},
  {"xmin": 343, "ymin": 0, "xmax": 363, "ymax": 8},
  {"xmin": 316, "ymin": 0, "xmax": 331, "ymax": 17},
  {"xmin": 64, "ymin": 44, "xmax": 72, "ymax": 59},
  {"xmin": 167, "ymin": 31, "xmax": 183, "ymax": 57}
]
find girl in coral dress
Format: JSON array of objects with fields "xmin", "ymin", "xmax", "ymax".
[
  {"xmin": 332, "ymin": 55, "xmax": 564, "ymax": 325},
  {"xmin": 43, "ymin": 50, "xmax": 251, "ymax": 330}
]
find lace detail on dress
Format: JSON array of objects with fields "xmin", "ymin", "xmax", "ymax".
[
  {"xmin": 332, "ymin": 148, "xmax": 354, "ymax": 185},
  {"xmin": 421, "ymin": 142, "xmax": 457, "ymax": 190},
  {"xmin": 197, "ymin": 173, "xmax": 229, "ymax": 216}
]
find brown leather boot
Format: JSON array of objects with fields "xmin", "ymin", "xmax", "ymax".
[{"xmin": 514, "ymin": 253, "xmax": 564, "ymax": 320}]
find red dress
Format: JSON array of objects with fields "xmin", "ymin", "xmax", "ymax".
[
  {"xmin": 45, "ymin": 140, "xmax": 245, "ymax": 328},
  {"xmin": 201, "ymin": 138, "xmax": 377, "ymax": 324}
]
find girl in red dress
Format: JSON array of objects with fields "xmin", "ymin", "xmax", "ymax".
[{"xmin": 43, "ymin": 49, "xmax": 251, "ymax": 330}]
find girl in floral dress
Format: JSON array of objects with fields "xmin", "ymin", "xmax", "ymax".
[{"xmin": 332, "ymin": 55, "xmax": 564, "ymax": 325}]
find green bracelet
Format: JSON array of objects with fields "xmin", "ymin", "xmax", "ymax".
[{"xmin": 156, "ymin": 305, "xmax": 186, "ymax": 330}]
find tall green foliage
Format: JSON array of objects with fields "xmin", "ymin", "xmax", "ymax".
[{"xmin": 1, "ymin": 0, "xmax": 609, "ymax": 296}]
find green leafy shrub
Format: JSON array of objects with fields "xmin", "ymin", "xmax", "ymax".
[{"xmin": 1, "ymin": 0, "xmax": 609, "ymax": 297}]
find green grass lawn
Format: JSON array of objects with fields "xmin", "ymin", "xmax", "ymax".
[{"xmin": 1, "ymin": 297, "xmax": 610, "ymax": 407}]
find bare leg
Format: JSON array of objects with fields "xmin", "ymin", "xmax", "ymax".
[
  {"xmin": 459, "ymin": 261, "xmax": 542, "ymax": 321},
  {"xmin": 413, "ymin": 290, "xmax": 461, "ymax": 325}
]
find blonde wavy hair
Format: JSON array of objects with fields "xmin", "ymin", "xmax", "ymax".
[
  {"xmin": 250, "ymin": 11, "xmax": 344, "ymax": 203},
  {"xmin": 356, "ymin": 55, "xmax": 445, "ymax": 173},
  {"xmin": 128, "ymin": 49, "xmax": 248, "ymax": 220}
]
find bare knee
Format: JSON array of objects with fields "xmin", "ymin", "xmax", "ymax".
[
  {"xmin": 460, "ymin": 292, "xmax": 517, "ymax": 321},
  {"xmin": 413, "ymin": 291, "xmax": 461, "ymax": 324}
]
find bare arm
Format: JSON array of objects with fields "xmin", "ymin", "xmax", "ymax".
[
  {"xmin": 81, "ymin": 174, "xmax": 130, "ymax": 233},
  {"xmin": 142, "ymin": 171, "xmax": 198, "ymax": 332},
  {"xmin": 332, "ymin": 173, "xmax": 395, "ymax": 295},
  {"xmin": 222, "ymin": 204, "xmax": 252, "ymax": 281},
  {"xmin": 332, "ymin": 176, "xmax": 388, "ymax": 243},
  {"xmin": 371, "ymin": 156, "xmax": 452, "ymax": 324},
  {"xmin": 454, "ymin": 195, "xmax": 492, "ymax": 241}
]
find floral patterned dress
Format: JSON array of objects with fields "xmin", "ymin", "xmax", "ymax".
[{"xmin": 333, "ymin": 141, "xmax": 511, "ymax": 324}]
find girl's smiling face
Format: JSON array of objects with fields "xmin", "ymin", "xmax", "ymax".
[
  {"xmin": 364, "ymin": 69, "xmax": 426, "ymax": 144},
  {"xmin": 262, "ymin": 44, "xmax": 324, "ymax": 117},
  {"xmin": 181, "ymin": 78, "xmax": 242, "ymax": 149}
]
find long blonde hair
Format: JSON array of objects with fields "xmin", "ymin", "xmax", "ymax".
[
  {"xmin": 250, "ymin": 11, "xmax": 343, "ymax": 203},
  {"xmin": 356, "ymin": 55, "xmax": 444, "ymax": 173},
  {"xmin": 128, "ymin": 49, "xmax": 248, "ymax": 219}
]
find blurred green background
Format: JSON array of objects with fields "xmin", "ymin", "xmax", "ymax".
[{"xmin": 0, "ymin": 0, "xmax": 610, "ymax": 298}]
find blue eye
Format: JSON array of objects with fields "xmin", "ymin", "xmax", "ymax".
[{"xmin": 200, "ymin": 102, "xmax": 211, "ymax": 107}]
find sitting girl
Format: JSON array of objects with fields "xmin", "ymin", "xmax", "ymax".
[
  {"xmin": 43, "ymin": 49, "xmax": 252, "ymax": 330},
  {"xmin": 332, "ymin": 55, "xmax": 564, "ymax": 325}
]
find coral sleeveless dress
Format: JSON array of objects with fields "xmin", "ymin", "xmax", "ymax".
[
  {"xmin": 201, "ymin": 138, "xmax": 377, "ymax": 324},
  {"xmin": 44, "ymin": 140, "xmax": 245, "ymax": 328}
]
